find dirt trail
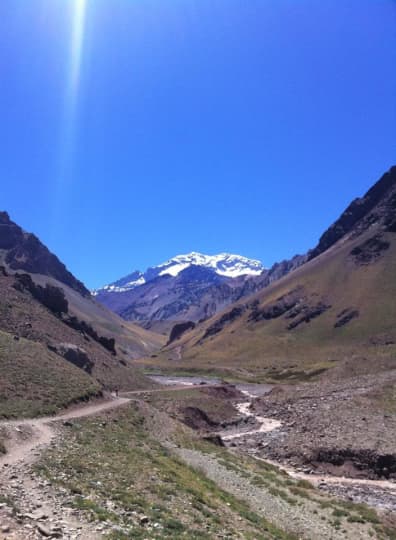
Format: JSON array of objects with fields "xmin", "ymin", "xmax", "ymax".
[
  {"xmin": 120, "ymin": 383, "xmax": 223, "ymax": 396},
  {"xmin": 0, "ymin": 397, "xmax": 131, "ymax": 468},
  {"xmin": 0, "ymin": 397, "xmax": 132, "ymax": 540},
  {"xmin": 0, "ymin": 384, "xmax": 221, "ymax": 467}
]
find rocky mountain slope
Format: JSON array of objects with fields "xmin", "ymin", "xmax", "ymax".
[
  {"xmin": 0, "ymin": 212, "xmax": 165, "ymax": 417},
  {"xmin": 145, "ymin": 166, "xmax": 396, "ymax": 381},
  {"xmin": 0, "ymin": 212, "xmax": 88, "ymax": 296}
]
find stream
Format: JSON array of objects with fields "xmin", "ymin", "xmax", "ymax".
[
  {"xmin": 150, "ymin": 374, "xmax": 396, "ymax": 512},
  {"xmin": 221, "ymin": 389, "xmax": 282, "ymax": 441}
]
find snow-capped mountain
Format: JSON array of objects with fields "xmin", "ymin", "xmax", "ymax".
[
  {"xmin": 156, "ymin": 252, "xmax": 264, "ymax": 279},
  {"xmin": 93, "ymin": 252, "xmax": 264, "ymax": 295},
  {"xmin": 92, "ymin": 252, "xmax": 266, "ymax": 329}
]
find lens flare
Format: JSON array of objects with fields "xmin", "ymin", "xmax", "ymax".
[
  {"xmin": 68, "ymin": 0, "xmax": 87, "ymax": 112},
  {"xmin": 59, "ymin": 0, "xmax": 88, "ymax": 180},
  {"xmin": 51, "ymin": 0, "xmax": 88, "ymax": 234}
]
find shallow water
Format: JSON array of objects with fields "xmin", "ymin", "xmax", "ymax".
[
  {"xmin": 148, "ymin": 375, "xmax": 222, "ymax": 386},
  {"xmin": 149, "ymin": 375, "xmax": 274, "ymax": 397}
]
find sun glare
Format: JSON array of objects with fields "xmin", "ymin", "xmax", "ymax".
[
  {"xmin": 69, "ymin": 0, "xmax": 88, "ymax": 106},
  {"xmin": 52, "ymin": 0, "xmax": 88, "ymax": 220}
]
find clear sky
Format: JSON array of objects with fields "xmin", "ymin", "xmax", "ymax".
[{"xmin": 1, "ymin": 0, "xmax": 395, "ymax": 288}]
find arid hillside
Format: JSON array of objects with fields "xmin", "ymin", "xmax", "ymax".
[
  {"xmin": 144, "ymin": 166, "xmax": 396, "ymax": 382},
  {"xmin": 0, "ymin": 213, "xmax": 165, "ymax": 418}
]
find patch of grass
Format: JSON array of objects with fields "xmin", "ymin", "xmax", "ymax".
[
  {"xmin": 336, "ymin": 500, "xmax": 380, "ymax": 525},
  {"xmin": 0, "ymin": 494, "xmax": 19, "ymax": 515},
  {"xmin": 332, "ymin": 508, "xmax": 349, "ymax": 518},
  {"xmin": 72, "ymin": 497, "xmax": 118, "ymax": 523},
  {"xmin": 295, "ymin": 478, "xmax": 314, "ymax": 490}
]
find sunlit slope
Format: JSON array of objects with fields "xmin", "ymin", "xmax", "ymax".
[
  {"xmin": 0, "ymin": 211, "xmax": 165, "ymax": 358},
  {"xmin": 148, "ymin": 167, "xmax": 396, "ymax": 381},
  {"xmin": 33, "ymin": 275, "xmax": 166, "ymax": 358},
  {"xmin": 0, "ymin": 269, "xmax": 154, "ymax": 395},
  {"xmin": 0, "ymin": 329, "xmax": 100, "ymax": 419},
  {"xmin": 0, "ymin": 212, "xmax": 162, "ymax": 417},
  {"xmin": 151, "ymin": 227, "xmax": 396, "ymax": 380}
]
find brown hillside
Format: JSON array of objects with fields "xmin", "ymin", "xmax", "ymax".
[
  {"xmin": 0, "ymin": 214, "xmax": 165, "ymax": 418},
  {"xmin": 143, "ymin": 166, "xmax": 396, "ymax": 382}
]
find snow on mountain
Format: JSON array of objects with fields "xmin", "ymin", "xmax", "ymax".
[
  {"xmin": 98, "ymin": 276, "xmax": 146, "ymax": 294},
  {"xmin": 92, "ymin": 252, "xmax": 265, "ymax": 295},
  {"xmin": 157, "ymin": 252, "xmax": 264, "ymax": 278}
]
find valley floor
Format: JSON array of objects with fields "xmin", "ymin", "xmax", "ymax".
[{"xmin": 0, "ymin": 382, "xmax": 395, "ymax": 539}]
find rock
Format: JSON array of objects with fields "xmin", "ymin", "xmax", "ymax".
[
  {"xmin": 1, "ymin": 525, "xmax": 11, "ymax": 533},
  {"xmin": 53, "ymin": 344, "xmax": 94, "ymax": 374},
  {"xmin": 202, "ymin": 434, "xmax": 225, "ymax": 447},
  {"xmin": 37, "ymin": 524, "xmax": 52, "ymax": 537},
  {"xmin": 140, "ymin": 515, "xmax": 149, "ymax": 525}
]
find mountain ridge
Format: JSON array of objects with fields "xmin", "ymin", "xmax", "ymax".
[
  {"xmin": 93, "ymin": 251, "xmax": 265, "ymax": 295},
  {"xmin": 0, "ymin": 211, "xmax": 89, "ymax": 297}
]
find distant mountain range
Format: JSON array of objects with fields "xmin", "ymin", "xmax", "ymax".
[
  {"xmin": 93, "ymin": 252, "xmax": 265, "ymax": 294},
  {"xmin": 93, "ymin": 252, "xmax": 268, "ymax": 330}
]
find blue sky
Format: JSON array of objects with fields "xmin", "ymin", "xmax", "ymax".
[{"xmin": 1, "ymin": 0, "xmax": 395, "ymax": 288}]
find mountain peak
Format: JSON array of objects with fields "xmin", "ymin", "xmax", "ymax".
[
  {"xmin": 93, "ymin": 252, "xmax": 265, "ymax": 295},
  {"xmin": 156, "ymin": 252, "xmax": 264, "ymax": 279}
]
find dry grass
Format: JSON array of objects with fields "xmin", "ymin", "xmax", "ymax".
[{"xmin": 0, "ymin": 330, "xmax": 100, "ymax": 418}]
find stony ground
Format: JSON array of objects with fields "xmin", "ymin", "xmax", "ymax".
[
  {"xmin": 0, "ymin": 440, "xmax": 100, "ymax": 540},
  {"xmin": 174, "ymin": 447, "xmax": 371, "ymax": 540},
  {"xmin": 249, "ymin": 370, "xmax": 396, "ymax": 478},
  {"xmin": 1, "ymin": 385, "xmax": 396, "ymax": 539}
]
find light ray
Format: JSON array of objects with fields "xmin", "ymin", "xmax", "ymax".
[
  {"xmin": 68, "ymin": 0, "xmax": 88, "ymax": 114},
  {"xmin": 50, "ymin": 0, "xmax": 88, "ymax": 239},
  {"xmin": 59, "ymin": 0, "xmax": 88, "ymax": 183}
]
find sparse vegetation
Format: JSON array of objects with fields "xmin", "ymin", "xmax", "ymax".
[
  {"xmin": 0, "ymin": 329, "xmax": 100, "ymax": 418},
  {"xmin": 32, "ymin": 399, "xmax": 396, "ymax": 539},
  {"xmin": 36, "ymin": 403, "xmax": 300, "ymax": 539}
]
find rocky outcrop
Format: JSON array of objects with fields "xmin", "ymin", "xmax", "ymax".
[
  {"xmin": 201, "ymin": 306, "xmax": 246, "ymax": 341},
  {"xmin": 180, "ymin": 407, "xmax": 219, "ymax": 429},
  {"xmin": 0, "ymin": 211, "xmax": 89, "ymax": 297},
  {"xmin": 350, "ymin": 235, "xmax": 390, "ymax": 265},
  {"xmin": 249, "ymin": 288, "xmax": 303, "ymax": 322},
  {"xmin": 167, "ymin": 321, "xmax": 196, "ymax": 345},
  {"xmin": 313, "ymin": 448, "xmax": 396, "ymax": 479},
  {"xmin": 50, "ymin": 343, "xmax": 94, "ymax": 374},
  {"xmin": 286, "ymin": 302, "xmax": 331, "ymax": 330},
  {"xmin": 334, "ymin": 309, "xmax": 359, "ymax": 328},
  {"xmin": 202, "ymin": 434, "xmax": 225, "ymax": 446},
  {"xmin": 13, "ymin": 273, "xmax": 69, "ymax": 316},
  {"xmin": 64, "ymin": 316, "xmax": 116, "ymax": 355}
]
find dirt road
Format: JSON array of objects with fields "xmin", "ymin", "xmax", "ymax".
[{"xmin": 0, "ymin": 397, "xmax": 131, "ymax": 469}]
